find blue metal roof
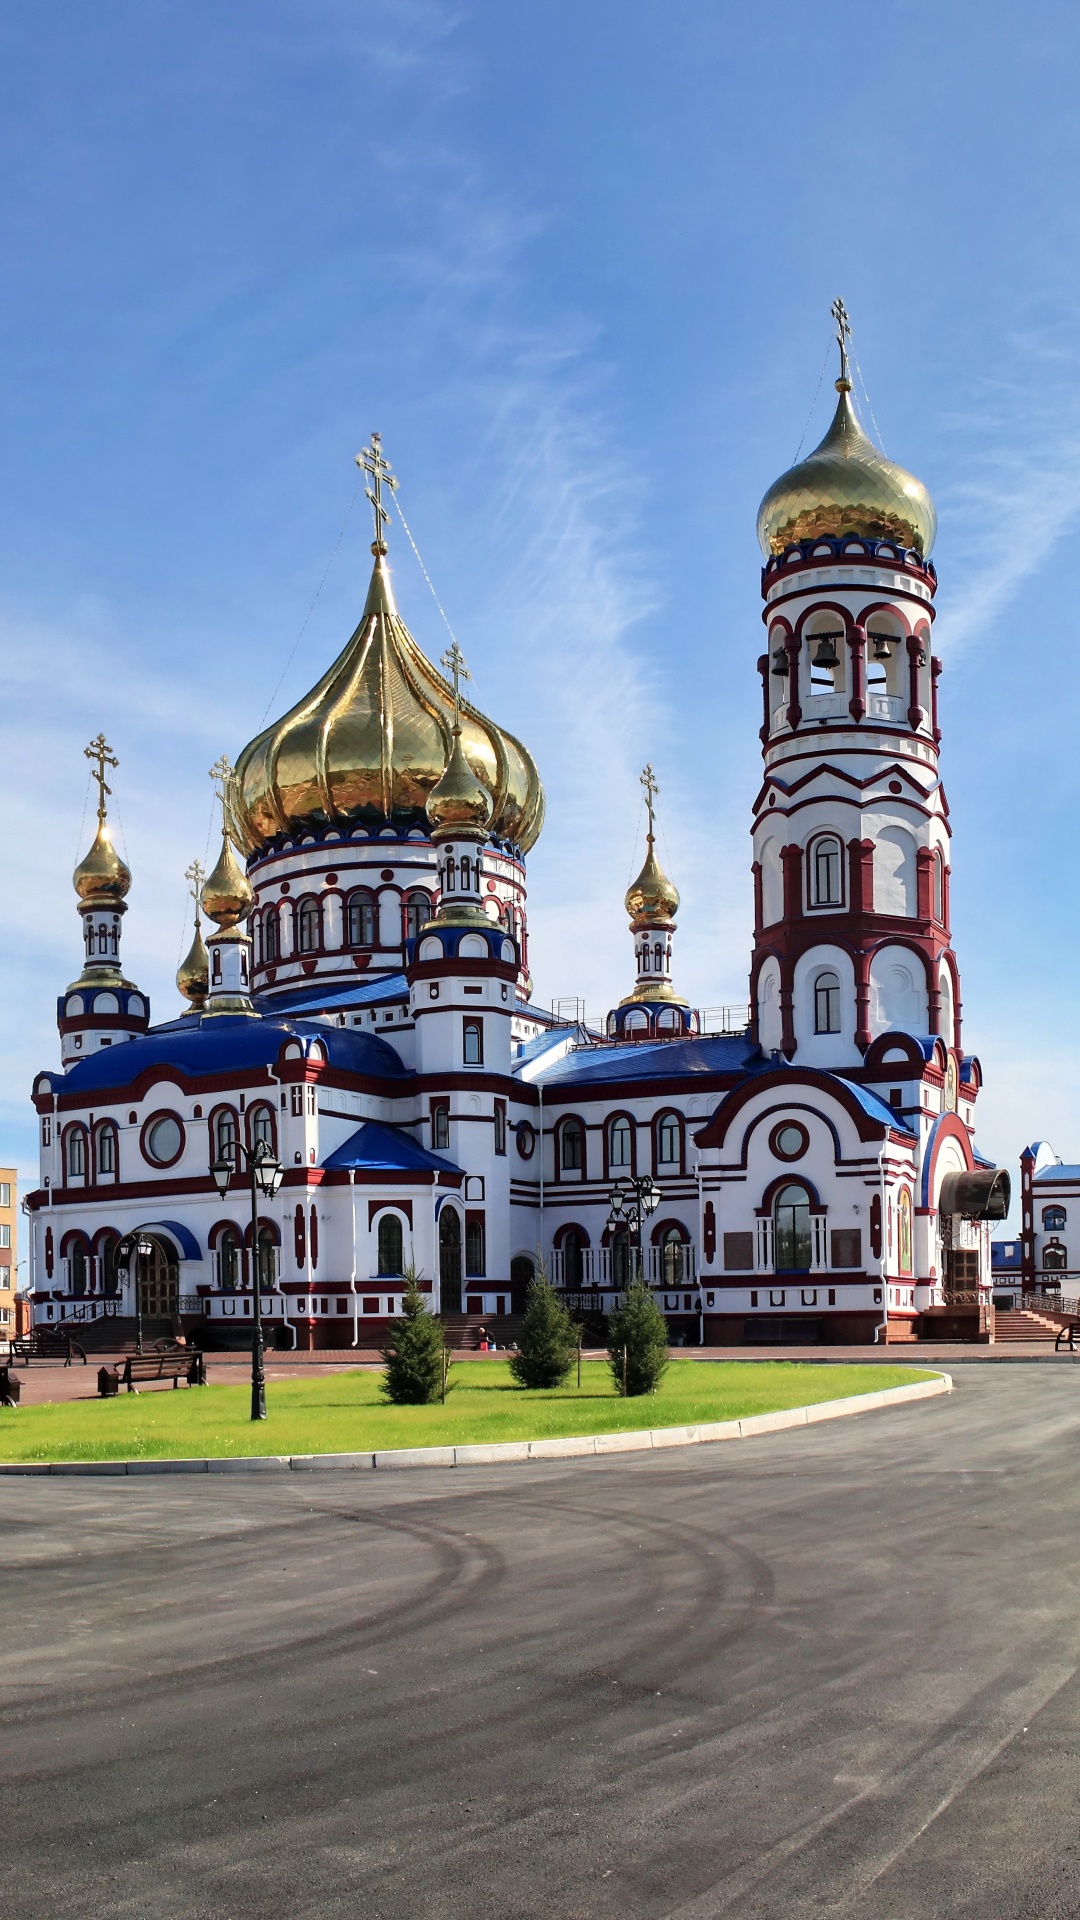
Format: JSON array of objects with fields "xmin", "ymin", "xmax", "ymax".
[
  {"xmin": 260, "ymin": 973, "xmax": 409, "ymax": 1014},
  {"xmin": 535, "ymin": 1033, "xmax": 761, "ymax": 1089},
  {"xmin": 45, "ymin": 1015, "xmax": 409, "ymax": 1094},
  {"xmin": 833, "ymin": 1077, "xmax": 917, "ymax": 1137},
  {"xmin": 322, "ymin": 1121, "xmax": 461, "ymax": 1175},
  {"xmin": 1033, "ymin": 1164, "xmax": 1080, "ymax": 1182}
]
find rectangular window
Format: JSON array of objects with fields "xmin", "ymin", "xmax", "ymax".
[
  {"xmin": 0, "ymin": 1183, "xmax": 9, "ymax": 1206},
  {"xmin": 830, "ymin": 1229, "xmax": 862, "ymax": 1269},
  {"xmin": 433, "ymin": 1104, "xmax": 450, "ymax": 1151},
  {"xmin": 494, "ymin": 1101, "xmax": 506, "ymax": 1155},
  {"xmin": 463, "ymin": 1019, "xmax": 483, "ymax": 1066},
  {"xmin": 0, "ymin": 1224, "xmax": 9, "ymax": 1248},
  {"xmin": 813, "ymin": 839, "xmax": 842, "ymax": 907},
  {"xmin": 465, "ymin": 1217, "xmax": 486, "ymax": 1276},
  {"xmin": 814, "ymin": 974, "xmax": 841, "ymax": 1033}
]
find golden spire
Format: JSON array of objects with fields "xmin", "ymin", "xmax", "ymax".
[
  {"xmin": 756, "ymin": 298, "xmax": 936, "ymax": 558},
  {"xmin": 72, "ymin": 733, "xmax": 131, "ymax": 905},
  {"xmin": 624, "ymin": 765, "xmax": 680, "ymax": 928},
  {"xmin": 176, "ymin": 860, "xmax": 209, "ymax": 1012},
  {"xmin": 426, "ymin": 640, "xmax": 493, "ymax": 838},
  {"xmin": 201, "ymin": 757, "xmax": 254, "ymax": 930}
]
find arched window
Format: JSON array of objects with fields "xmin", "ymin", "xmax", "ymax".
[
  {"xmin": 653, "ymin": 940, "xmax": 664, "ymax": 972},
  {"xmin": 96, "ymin": 1123, "xmax": 117, "ymax": 1180},
  {"xmin": 297, "ymin": 897, "xmax": 321, "ymax": 954},
  {"xmin": 445, "ymin": 854, "xmax": 457, "ymax": 891},
  {"xmin": 774, "ymin": 1183, "xmax": 812, "ymax": 1272},
  {"xmin": 217, "ymin": 1226, "xmax": 242, "ymax": 1290},
  {"xmin": 65, "ymin": 1128, "xmax": 86, "ymax": 1181},
  {"xmin": 439, "ymin": 1209, "xmax": 461, "ymax": 1312},
  {"xmin": 99, "ymin": 1234, "xmax": 120, "ymax": 1296},
  {"xmin": 811, "ymin": 836, "xmax": 843, "ymax": 908},
  {"xmin": 657, "ymin": 1113, "xmax": 682, "ymax": 1167},
  {"xmin": 460, "ymin": 855, "xmax": 473, "ymax": 891},
  {"xmin": 433, "ymin": 1104, "xmax": 450, "ymax": 1151},
  {"xmin": 640, "ymin": 945, "xmax": 650, "ymax": 973},
  {"xmin": 1043, "ymin": 1242, "xmax": 1067, "ymax": 1272},
  {"xmin": 898, "ymin": 1187, "xmax": 913, "ymax": 1275},
  {"xmin": 562, "ymin": 1229, "xmax": 585, "ymax": 1288},
  {"xmin": 264, "ymin": 907, "xmax": 280, "ymax": 964},
  {"xmin": 814, "ymin": 971, "xmax": 841, "ymax": 1034},
  {"xmin": 463, "ymin": 1020, "xmax": 483, "ymax": 1066},
  {"xmin": 213, "ymin": 1108, "xmax": 238, "ymax": 1166},
  {"xmin": 661, "ymin": 1225, "xmax": 688, "ymax": 1286},
  {"xmin": 465, "ymin": 1218, "xmax": 485, "ymax": 1276},
  {"xmin": 346, "ymin": 890, "xmax": 376, "ymax": 948},
  {"xmin": 250, "ymin": 1105, "xmax": 275, "ymax": 1154},
  {"xmin": 68, "ymin": 1235, "xmax": 90, "ymax": 1296},
  {"xmin": 560, "ymin": 1119, "xmax": 584, "ymax": 1174},
  {"xmin": 255, "ymin": 1225, "xmax": 277, "ymax": 1289},
  {"xmin": 378, "ymin": 1214, "xmax": 404, "ymax": 1277},
  {"xmin": 933, "ymin": 850, "xmax": 945, "ymax": 925},
  {"xmin": 403, "ymin": 891, "xmax": 431, "ymax": 942},
  {"xmin": 609, "ymin": 1116, "xmax": 632, "ymax": 1170},
  {"xmin": 1043, "ymin": 1206, "xmax": 1067, "ymax": 1231},
  {"xmin": 609, "ymin": 1227, "xmax": 630, "ymax": 1288}
]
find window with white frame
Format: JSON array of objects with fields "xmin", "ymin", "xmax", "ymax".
[{"xmin": 814, "ymin": 971, "xmax": 841, "ymax": 1034}]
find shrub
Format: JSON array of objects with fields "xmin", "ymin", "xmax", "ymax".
[
  {"xmin": 607, "ymin": 1280, "xmax": 669, "ymax": 1396},
  {"xmin": 382, "ymin": 1271, "xmax": 448, "ymax": 1405},
  {"xmin": 509, "ymin": 1266, "xmax": 578, "ymax": 1389}
]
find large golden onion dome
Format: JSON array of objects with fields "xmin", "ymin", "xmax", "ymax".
[
  {"xmin": 73, "ymin": 822, "xmax": 131, "ymax": 905},
  {"xmin": 230, "ymin": 549, "xmax": 544, "ymax": 855},
  {"xmin": 624, "ymin": 835, "xmax": 679, "ymax": 930},
  {"xmin": 757, "ymin": 378, "xmax": 936, "ymax": 560}
]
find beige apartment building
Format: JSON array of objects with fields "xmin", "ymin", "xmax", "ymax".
[{"xmin": 0, "ymin": 1170, "xmax": 17, "ymax": 1338}]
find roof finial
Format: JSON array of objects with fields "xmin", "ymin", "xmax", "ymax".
[
  {"xmin": 84, "ymin": 733, "xmax": 118, "ymax": 827},
  {"xmin": 441, "ymin": 639, "xmax": 471, "ymax": 731},
  {"xmin": 640, "ymin": 762, "xmax": 659, "ymax": 840},
  {"xmin": 830, "ymin": 296, "xmax": 852, "ymax": 389},
  {"xmin": 184, "ymin": 858, "xmax": 206, "ymax": 923},
  {"xmin": 356, "ymin": 431, "xmax": 398, "ymax": 555}
]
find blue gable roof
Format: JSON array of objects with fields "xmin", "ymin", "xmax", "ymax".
[
  {"xmin": 535, "ymin": 1033, "xmax": 761, "ymax": 1089},
  {"xmin": 45, "ymin": 1015, "xmax": 409, "ymax": 1095},
  {"xmin": 260, "ymin": 973, "xmax": 409, "ymax": 1015},
  {"xmin": 322, "ymin": 1121, "xmax": 461, "ymax": 1175},
  {"xmin": 832, "ymin": 1077, "xmax": 917, "ymax": 1138}
]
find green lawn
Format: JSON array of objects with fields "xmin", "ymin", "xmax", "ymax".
[{"xmin": 0, "ymin": 1360, "xmax": 936, "ymax": 1464}]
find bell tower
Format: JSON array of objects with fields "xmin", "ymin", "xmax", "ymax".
[{"xmin": 750, "ymin": 301, "xmax": 959, "ymax": 1066}]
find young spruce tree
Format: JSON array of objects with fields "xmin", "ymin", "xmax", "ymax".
[
  {"xmin": 607, "ymin": 1278, "xmax": 669, "ymax": 1397},
  {"xmin": 382, "ymin": 1269, "xmax": 448, "ymax": 1405},
  {"xmin": 509, "ymin": 1265, "xmax": 578, "ymax": 1390}
]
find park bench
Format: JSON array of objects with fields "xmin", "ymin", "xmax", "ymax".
[
  {"xmin": 1055, "ymin": 1321, "xmax": 1080, "ymax": 1351},
  {"xmin": 10, "ymin": 1330, "xmax": 87, "ymax": 1367},
  {"xmin": 0, "ymin": 1365, "xmax": 22, "ymax": 1408},
  {"xmin": 98, "ymin": 1351, "xmax": 207, "ymax": 1397}
]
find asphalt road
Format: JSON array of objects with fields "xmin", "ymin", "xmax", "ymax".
[{"xmin": 4, "ymin": 1366, "xmax": 1080, "ymax": 1918}]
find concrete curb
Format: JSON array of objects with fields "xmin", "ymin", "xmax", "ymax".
[{"xmin": 0, "ymin": 1372, "xmax": 951, "ymax": 1476}]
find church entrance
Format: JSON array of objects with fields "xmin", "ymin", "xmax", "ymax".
[
  {"xmin": 138, "ymin": 1236, "xmax": 179, "ymax": 1318},
  {"xmin": 439, "ymin": 1209, "xmax": 462, "ymax": 1314}
]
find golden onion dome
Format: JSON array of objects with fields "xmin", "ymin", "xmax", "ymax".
[
  {"xmin": 201, "ymin": 831, "xmax": 254, "ymax": 931},
  {"xmin": 176, "ymin": 918, "xmax": 209, "ymax": 1010},
  {"xmin": 426, "ymin": 726, "xmax": 493, "ymax": 837},
  {"xmin": 73, "ymin": 822, "xmax": 131, "ymax": 905},
  {"xmin": 757, "ymin": 379, "xmax": 936, "ymax": 559},
  {"xmin": 231, "ymin": 551, "xmax": 545, "ymax": 855},
  {"xmin": 625, "ymin": 836, "xmax": 680, "ymax": 929}
]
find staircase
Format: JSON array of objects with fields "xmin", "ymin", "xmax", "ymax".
[
  {"xmin": 54, "ymin": 1315, "xmax": 179, "ymax": 1352},
  {"xmin": 438, "ymin": 1314, "xmax": 499, "ymax": 1351},
  {"xmin": 993, "ymin": 1307, "xmax": 1066, "ymax": 1344}
]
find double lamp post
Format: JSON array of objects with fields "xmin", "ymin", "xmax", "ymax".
[
  {"xmin": 211, "ymin": 1139, "xmax": 284, "ymax": 1422},
  {"xmin": 605, "ymin": 1174, "xmax": 659, "ymax": 1289}
]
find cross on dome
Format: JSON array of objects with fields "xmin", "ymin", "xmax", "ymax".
[
  {"xmin": 356, "ymin": 431, "xmax": 397, "ymax": 554},
  {"xmin": 830, "ymin": 295, "xmax": 852, "ymax": 385},
  {"xmin": 441, "ymin": 639, "xmax": 471, "ymax": 725},
  {"xmin": 640, "ymin": 762, "xmax": 659, "ymax": 837},
  {"xmin": 84, "ymin": 733, "xmax": 118, "ymax": 826}
]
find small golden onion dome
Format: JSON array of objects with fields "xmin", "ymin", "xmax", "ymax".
[
  {"xmin": 426, "ymin": 727, "xmax": 494, "ymax": 838},
  {"xmin": 757, "ymin": 380, "xmax": 936, "ymax": 559},
  {"xmin": 625, "ymin": 836, "xmax": 679, "ymax": 929},
  {"xmin": 231, "ymin": 551, "xmax": 544, "ymax": 854},
  {"xmin": 201, "ymin": 832, "xmax": 254, "ymax": 931},
  {"xmin": 73, "ymin": 822, "xmax": 131, "ymax": 905},
  {"xmin": 176, "ymin": 920, "xmax": 209, "ymax": 1010}
]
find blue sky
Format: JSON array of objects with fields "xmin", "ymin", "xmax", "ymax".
[{"xmin": 3, "ymin": 0, "xmax": 1080, "ymax": 1222}]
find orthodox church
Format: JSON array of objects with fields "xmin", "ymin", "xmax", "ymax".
[{"xmin": 26, "ymin": 311, "xmax": 1010, "ymax": 1348}]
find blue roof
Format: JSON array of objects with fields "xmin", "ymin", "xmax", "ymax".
[
  {"xmin": 260, "ymin": 973, "xmax": 409, "ymax": 1014},
  {"xmin": 322, "ymin": 1121, "xmax": 461, "ymax": 1175},
  {"xmin": 535, "ymin": 1033, "xmax": 760, "ymax": 1089},
  {"xmin": 45, "ymin": 1015, "xmax": 409, "ymax": 1094},
  {"xmin": 991, "ymin": 1240, "xmax": 1023, "ymax": 1269},
  {"xmin": 1034, "ymin": 1164, "xmax": 1080, "ymax": 1182},
  {"xmin": 831, "ymin": 1077, "xmax": 917, "ymax": 1137}
]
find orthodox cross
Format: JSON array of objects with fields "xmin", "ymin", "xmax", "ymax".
[
  {"xmin": 356, "ymin": 431, "xmax": 397, "ymax": 550},
  {"xmin": 85, "ymin": 733, "xmax": 118, "ymax": 825},
  {"xmin": 640, "ymin": 763, "xmax": 659, "ymax": 839},
  {"xmin": 831, "ymin": 296, "xmax": 852, "ymax": 383},
  {"xmin": 209, "ymin": 753, "xmax": 236, "ymax": 812},
  {"xmin": 441, "ymin": 640, "xmax": 471, "ymax": 725},
  {"xmin": 184, "ymin": 858, "xmax": 206, "ymax": 919}
]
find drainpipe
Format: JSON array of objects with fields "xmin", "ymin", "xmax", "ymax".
[
  {"xmin": 349, "ymin": 1169, "xmax": 360, "ymax": 1347},
  {"xmin": 696, "ymin": 1164, "xmax": 705, "ymax": 1344},
  {"xmin": 872, "ymin": 1143, "xmax": 889, "ymax": 1343},
  {"xmin": 538, "ymin": 1081, "xmax": 545, "ymax": 1272}
]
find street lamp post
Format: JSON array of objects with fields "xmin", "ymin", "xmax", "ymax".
[
  {"xmin": 212, "ymin": 1140, "xmax": 284, "ymax": 1422},
  {"xmin": 605, "ymin": 1175, "xmax": 660, "ymax": 1291},
  {"xmin": 114, "ymin": 1232, "xmax": 156, "ymax": 1354}
]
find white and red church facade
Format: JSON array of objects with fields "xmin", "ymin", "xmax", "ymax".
[{"xmin": 24, "ymin": 332, "xmax": 1010, "ymax": 1348}]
